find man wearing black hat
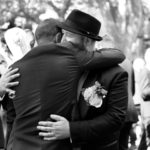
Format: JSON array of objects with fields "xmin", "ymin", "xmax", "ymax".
[
  {"xmin": 37, "ymin": 10, "xmax": 128, "ymax": 150},
  {"xmin": 4, "ymin": 10, "xmax": 126, "ymax": 150}
]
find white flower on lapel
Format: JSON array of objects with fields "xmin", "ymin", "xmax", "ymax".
[{"xmin": 82, "ymin": 81, "xmax": 107, "ymax": 108}]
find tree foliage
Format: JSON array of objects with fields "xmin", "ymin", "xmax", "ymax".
[
  {"xmin": 0, "ymin": 0, "xmax": 149, "ymax": 58},
  {"xmin": 0, "ymin": 0, "xmax": 46, "ymax": 25}
]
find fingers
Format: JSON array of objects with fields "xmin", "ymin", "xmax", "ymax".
[
  {"xmin": 5, "ymin": 68, "xmax": 19, "ymax": 76},
  {"xmin": 7, "ymin": 81, "xmax": 19, "ymax": 87},
  {"xmin": 50, "ymin": 114, "xmax": 65, "ymax": 121},
  {"xmin": 44, "ymin": 137, "xmax": 56, "ymax": 141},
  {"xmin": 4, "ymin": 67, "xmax": 12, "ymax": 74},
  {"xmin": 38, "ymin": 130, "xmax": 56, "ymax": 141},
  {"xmin": 38, "ymin": 121, "xmax": 54, "ymax": 127},
  {"xmin": 37, "ymin": 125, "xmax": 54, "ymax": 132},
  {"xmin": 5, "ymin": 89, "xmax": 15, "ymax": 95},
  {"xmin": 7, "ymin": 74, "xmax": 20, "ymax": 82},
  {"xmin": 3, "ymin": 68, "xmax": 20, "ymax": 83},
  {"xmin": 39, "ymin": 131, "xmax": 54, "ymax": 137}
]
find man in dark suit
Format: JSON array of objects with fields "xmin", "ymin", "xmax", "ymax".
[
  {"xmin": 37, "ymin": 65, "xmax": 128, "ymax": 150},
  {"xmin": 4, "ymin": 10, "xmax": 125, "ymax": 150},
  {"xmin": 37, "ymin": 12, "xmax": 128, "ymax": 150}
]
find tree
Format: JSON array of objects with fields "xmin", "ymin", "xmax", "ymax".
[
  {"xmin": 93, "ymin": 0, "xmax": 144, "ymax": 58},
  {"xmin": 46, "ymin": 0, "xmax": 72, "ymax": 19},
  {"xmin": 0, "ymin": 0, "xmax": 45, "ymax": 25},
  {"xmin": 0, "ymin": 0, "xmax": 148, "ymax": 58}
]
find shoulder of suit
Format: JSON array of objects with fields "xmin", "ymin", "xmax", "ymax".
[
  {"xmin": 101, "ymin": 65, "xmax": 127, "ymax": 76},
  {"xmin": 99, "ymin": 65, "xmax": 128, "ymax": 82},
  {"xmin": 9, "ymin": 43, "xmax": 73, "ymax": 67},
  {"xmin": 97, "ymin": 65, "xmax": 128, "ymax": 89},
  {"xmin": 32, "ymin": 43, "xmax": 63, "ymax": 51},
  {"xmin": 27, "ymin": 43, "xmax": 74, "ymax": 57}
]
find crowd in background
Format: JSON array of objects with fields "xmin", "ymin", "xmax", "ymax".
[{"xmin": 0, "ymin": 14, "xmax": 150, "ymax": 150}]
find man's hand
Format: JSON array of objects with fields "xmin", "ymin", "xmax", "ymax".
[
  {"xmin": 37, "ymin": 114, "xmax": 70, "ymax": 140},
  {"xmin": 0, "ymin": 68, "xmax": 20, "ymax": 99}
]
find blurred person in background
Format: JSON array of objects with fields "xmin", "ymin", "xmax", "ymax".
[
  {"xmin": 0, "ymin": 55, "xmax": 7, "ymax": 76},
  {"xmin": 138, "ymin": 48, "xmax": 150, "ymax": 150},
  {"xmin": 1, "ymin": 27, "xmax": 32, "ymax": 65},
  {"xmin": 0, "ymin": 67, "xmax": 20, "ymax": 150},
  {"xmin": 133, "ymin": 58, "xmax": 145, "ymax": 106},
  {"xmin": 0, "ymin": 54, "xmax": 19, "ymax": 150},
  {"xmin": 119, "ymin": 58, "xmax": 139, "ymax": 150},
  {"xmin": 0, "ymin": 27, "xmax": 31, "ymax": 149},
  {"xmin": 25, "ymin": 29, "xmax": 35, "ymax": 48}
]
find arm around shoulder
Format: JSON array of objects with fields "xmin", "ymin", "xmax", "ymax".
[{"xmin": 76, "ymin": 48, "xmax": 125, "ymax": 70}]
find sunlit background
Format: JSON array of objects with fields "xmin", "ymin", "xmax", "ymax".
[
  {"xmin": 0, "ymin": 0, "xmax": 150, "ymax": 60},
  {"xmin": 1, "ymin": 0, "xmax": 150, "ymax": 149}
]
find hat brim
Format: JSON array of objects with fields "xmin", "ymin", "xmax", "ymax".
[{"xmin": 58, "ymin": 22, "xmax": 102, "ymax": 41}]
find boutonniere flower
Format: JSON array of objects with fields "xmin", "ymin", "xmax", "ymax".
[{"xmin": 82, "ymin": 81, "xmax": 107, "ymax": 108}]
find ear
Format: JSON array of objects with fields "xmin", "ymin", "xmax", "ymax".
[
  {"xmin": 55, "ymin": 32, "xmax": 63, "ymax": 43},
  {"xmin": 83, "ymin": 37, "xmax": 92, "ymax": 47}
]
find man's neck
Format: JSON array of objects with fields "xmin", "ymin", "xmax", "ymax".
[
  {"xmin": 37, "ymin": 39, "xmax": 53, "ymax": 46},
  {"xmin": 66, "ymin": 40, "xmax": 86, "ymax": 51}
]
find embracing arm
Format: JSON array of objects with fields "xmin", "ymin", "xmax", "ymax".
[
  {"xmin": 76, "ymin": 48, "xmax": 125, "ymax": 70},
  {"xmin": 37, "ymin": 70, "xmax": 128, "ymax": 142},
  {"xmin": 70, "ymin": 71, "xmax": 128, "ymax": 143},
  {"xmin": 0, "ymin": 68, "xmax": 19, "ymax": 99}
]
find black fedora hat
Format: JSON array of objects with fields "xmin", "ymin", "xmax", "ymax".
[{"xmin": 58, "ymin": 9, "xmax": 102, "ymax": 41}]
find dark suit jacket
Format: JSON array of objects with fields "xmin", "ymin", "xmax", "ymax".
[
  {"xmin": 70, "ymin": 66, "xmax": 128, "ymax": 150},
  {"xmin": 4, "ymin": 42, "xmax": 125, "ymax": 150}
]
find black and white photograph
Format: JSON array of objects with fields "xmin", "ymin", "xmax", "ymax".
[{"xmin": 0, "ymin": 0, "xmax": 150, "ymax": 150}]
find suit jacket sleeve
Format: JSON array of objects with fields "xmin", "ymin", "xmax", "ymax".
[
  {"xmin": 69, "ymin": 70, "xmax": 128, "ymax": 143},
  {"xmin": 75, "ymin": 48, "xmax": 125, "ymax": 70}
]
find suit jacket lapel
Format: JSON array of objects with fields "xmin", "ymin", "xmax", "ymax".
[
  {"xmin": 79, "ymin": 71, "xmax": 99, "ymax": 119},
  {"xmin": 71, "ymin": 71, "xmax": 89, "ymax": 121}
]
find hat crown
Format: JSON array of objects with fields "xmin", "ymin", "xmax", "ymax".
[
  {"xmin": 66, "ymin": 9, "xmax": 101, "ymax": 38},
  {"xmin": 59, "ymin": 9, "xmax": 102, "ymax": 41}
]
